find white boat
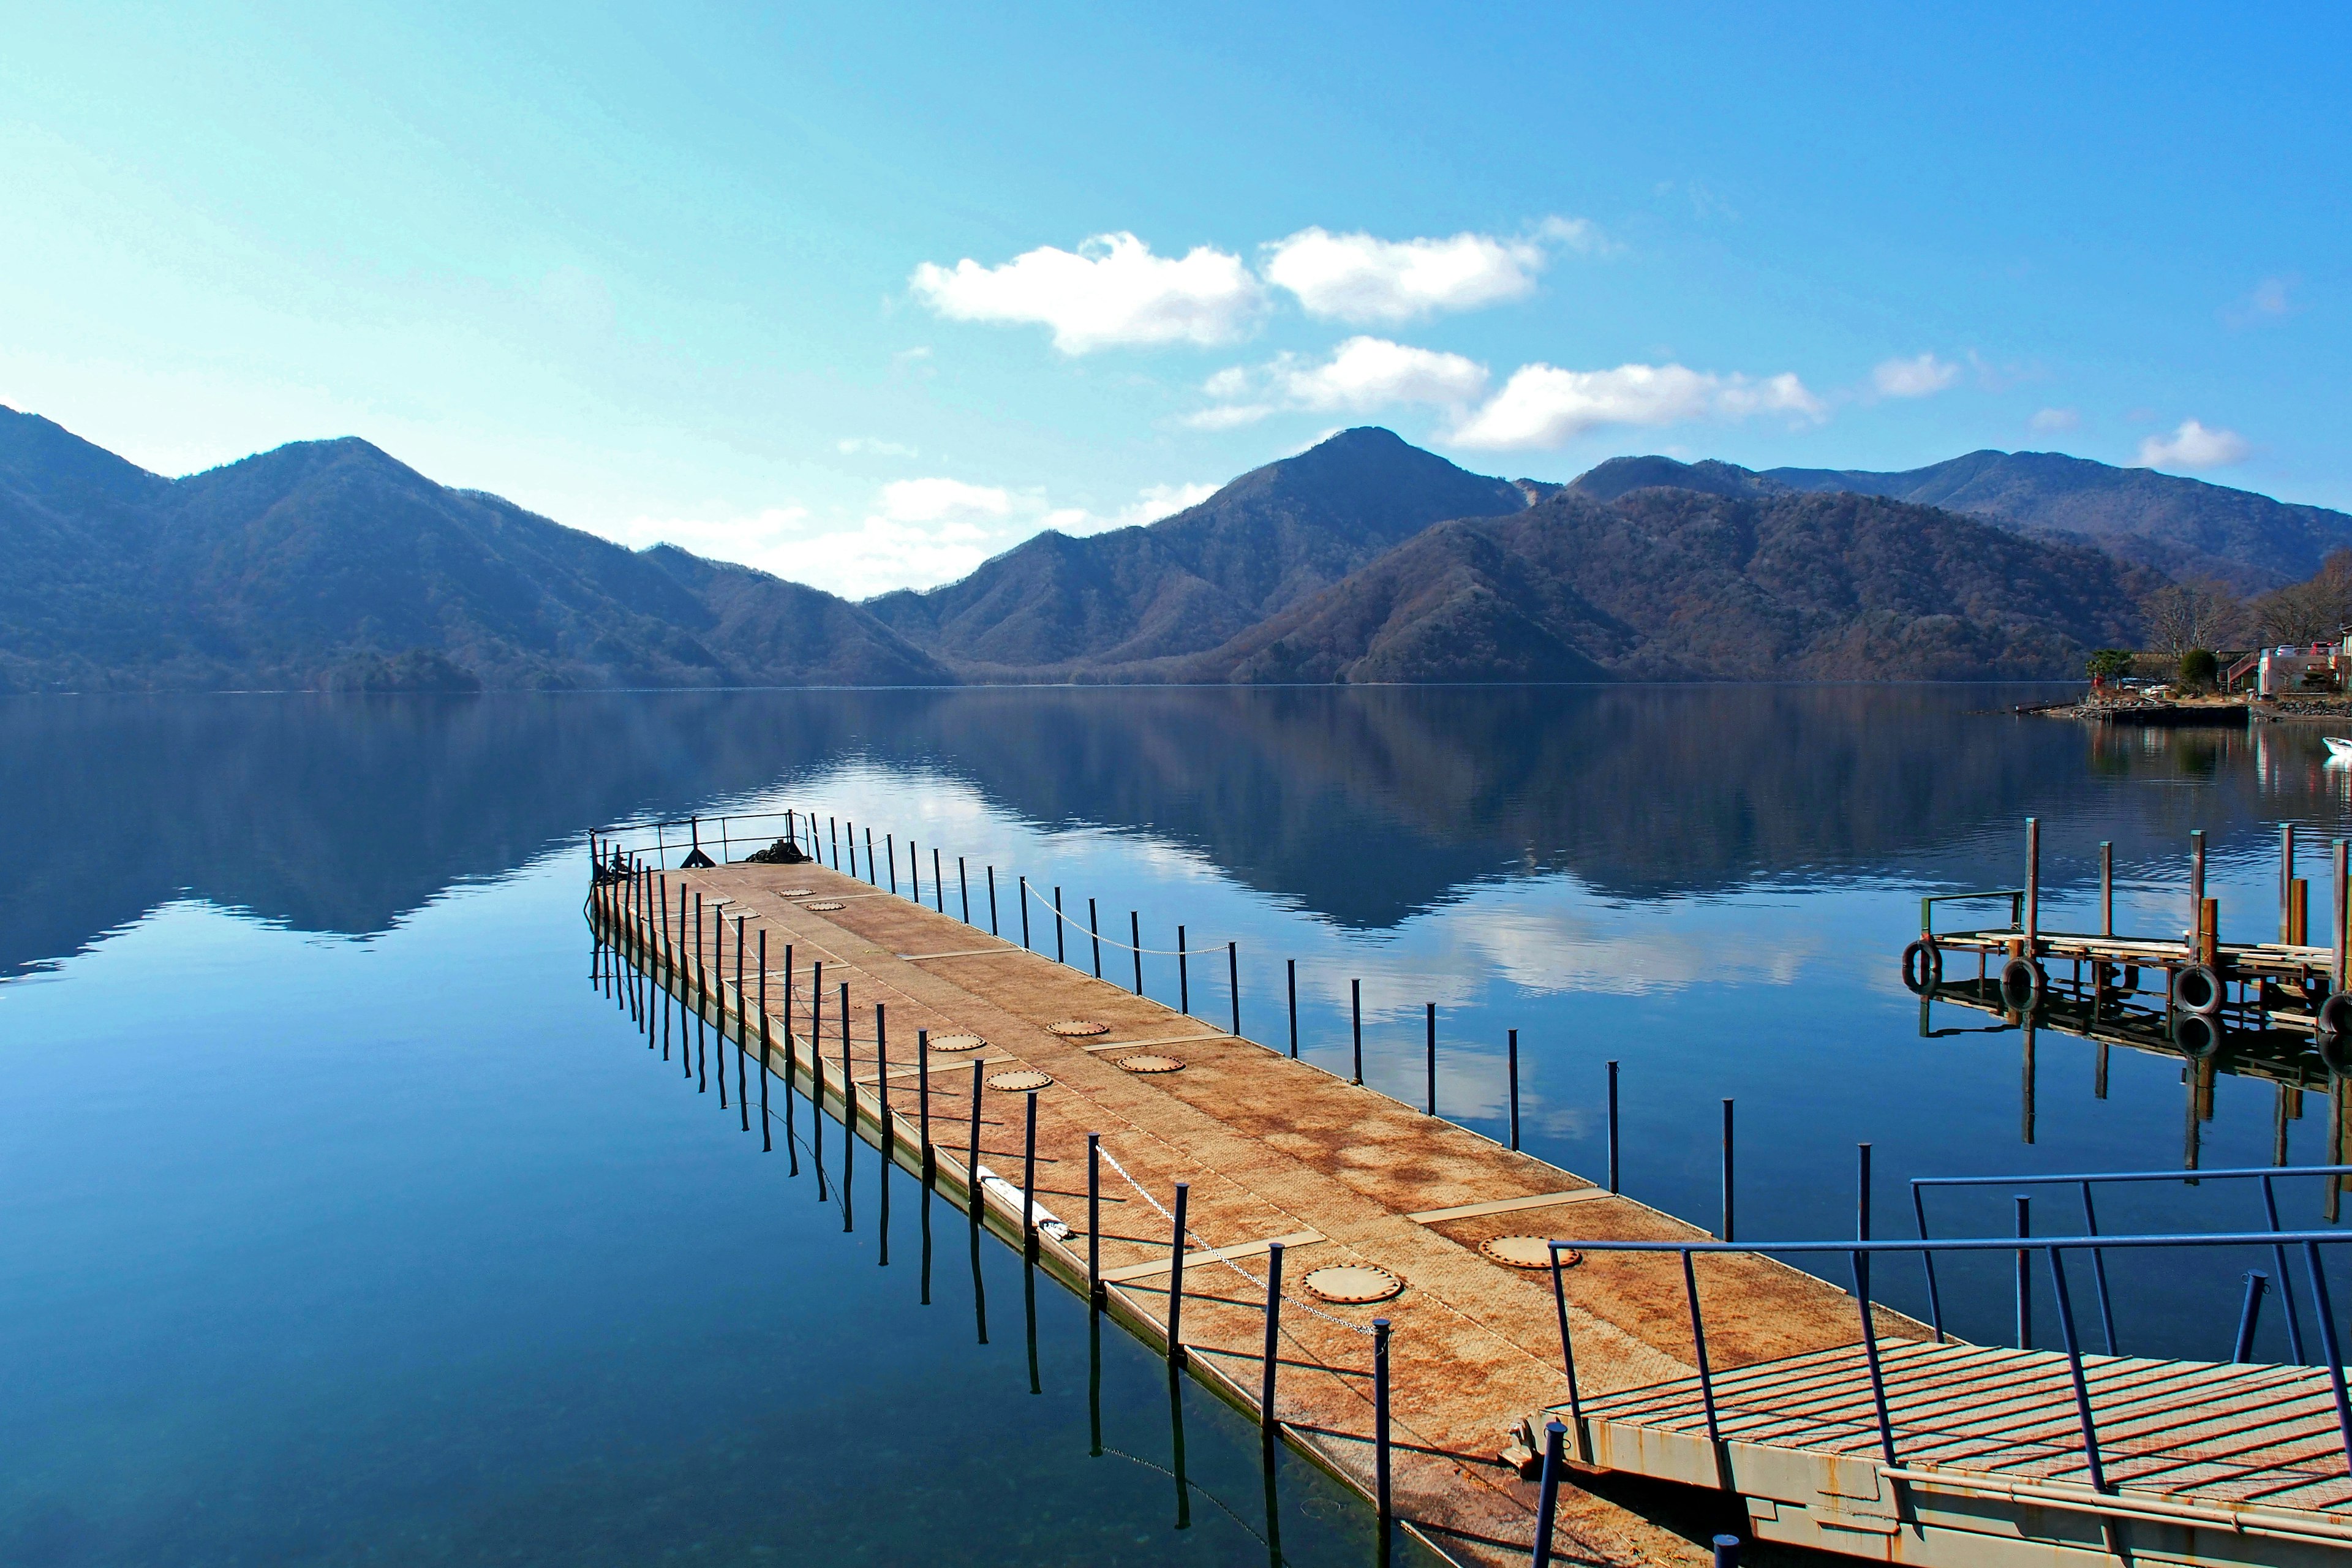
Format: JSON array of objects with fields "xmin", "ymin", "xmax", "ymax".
[{"xmin": 2328, "ymin": 736, "xmax": 2352, "ymax": 763}]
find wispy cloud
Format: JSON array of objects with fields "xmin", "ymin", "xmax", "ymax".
[
  {"xmin": 1188, "ymin": 336, "xmax": 1489, "ymax": 428},
  {"xmin": 1870, "ymin": 352, "xmax": 1961, "ymax": 399},
  {"xmin": 910, "ymin": 233, "xmax": 1264, "ymax": 353},
  {"xmin": 837, "ymin": 437, "xmax": 918, "ymax": 458},
  {"xmin": 2135, "ymin": 418, "xmax": 2249, "ymax": 471},
  {"xmin": 1261, "ymin": 218, "xmax": 1600, "ymax": 325},
  {"xmin": 2223, "ymin": 275, "xmax": 2298, "ymax": 328},
  {"xmin": 1447, "ymin": 361, "xmax": 1822, "ymax": 450},
  {"xmin": 2028, "ymin": 407, "xmax": 2080, "ymax": 434}
]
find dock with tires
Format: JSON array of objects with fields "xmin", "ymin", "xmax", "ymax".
[{"xmin": 1903, "ymin": 820, "xmax": 2352, "ymax": 1068}]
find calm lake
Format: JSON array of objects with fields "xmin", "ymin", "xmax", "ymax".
[{"xmin": 5, "ymin": 683, "xmax": 2348, "ymax": 1566}]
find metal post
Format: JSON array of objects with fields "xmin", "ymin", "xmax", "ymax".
[
  {"xmin": 2236, "ymin": 1270, "xmax": 2271, "ymax": 1361},
  {"xmin": 934, "ymin": 846, "xmax": 944, "ymax": 912},
  {"xmin": 1508, "ymin": 1030, "xmax": 1521, "ymax": 1151},
  {"xmin": 1683, "ymin": 1251, "xmax": 1720, "ymax": 1444},
  {"xmin": 2100, "ymin": 840, "xmax": 2114, "ymax": 937},
  {"xmin": 2189, "ymin": 829, "xmax": 2206, "ymax": 959},
  {"xmin": 2047, "ymin": 1245, "xmax": 2108, "ymax": 1493},
  {"xmin": 759, "ymin": 931, "xmax": 771, "ymax": 1151},
  {"xmin": 2337, "ymin": 841, "xmax": 2350, "ymax": 995},
  {"xmin": 1090, "ymin": 900, "xmax": 1101, "ymax": 977},
  {"xmin": 2301, "ymin": 1240, "xmax": 2352, "ymax": 1476},
  {"xmin": 1351, "ymin": 979, "xmax": 1363, "ymax": 1085},
  {"xmin": 1022, "ymin": 1090, "xmax": 1038, "ymax": 1262},
  {"xmin": 1131, "ymin": 912, "xmax": 1143, "ymax": 993},
  {"xmin": 959, "ymin": 856, "xmax": 970, "ymax": 925},
  {"xmin": 2261, "ymin": 1174, "xmax": 2309, "ymax": 1361},
  {"xmin": 1711, "ymin": 1537, "xmax": 1740, "ymax": 1568},
  {"xmin": 987, "ymin": 865, "xmax": 999, "ymax": 935},
  {"xmin": 830, "ymin": 816, "xmax": 839, "ymax": 869},
  {"xmin": 1019, "ymin": 876, "xmax": 1030, "ymax": 950},
  {"xmin": 1228, "ymin": 942, "xmax": 1240, "ymax": 1038},
  {"xmin": 885, "ymin": 833, "xmax": 897, "ymax": 894},
  {"xmin": 736, "ymin": 917, "xmax": 749, "ymax": 1128},
  {"xmin": 866, "ymin": 827, "xmax": 875, "ymax": 884},
  {"xmin": 1287, "ymin": 960, "xmax": 1298, "ymax": 1058},
  {"xmin": 1425, "ymin": 1003, "xmax": 1437, "ymax": 1115},
  {"xmin": 1721, "ymin": 1099, "xmax": 1735, "ymax": 1242},
  {"xmin": 2078, "ymin": 1182, "xmax": 2117, "ymax": 1355},
  {"xmin": 1548, "ymin": 1243, "xmax": 1584, "ymax": 1441},
  {"xmin": 875, "ymin": 1003, "xmax": 889, "ymax": 1161},
  {"xmin": 1856, "ymin": 1142, "xmax": 1871, "ymax": 1304},
  {"xmin": 1373, "ymin": 1317, "xmax": 1392, "ymax": 1528},
  {"xmin": 2286, "ymin": 824, "xmax": 2298, "ymax": 943},
  {"xmin": 1168, "ymin": 1183, "xmax": 1190, "ymax": 1362},
  {"xmin": 1177, "ymin": 925, "xmax": 1189, "ymax": 1014},
  {"xmin": 1087, "ymin": 1134, "xmax": 1101, "ymax": 1300},
  {"xmin": 1530, "ymin": 1420, "xmax": 1564, "ymax": 1568},
  {"xmin": 2024, "ymin": 815, "xmax": 2040, "ymax": 953},
  {"xmin": 1850, "ymin": 1246, "xmax": 1898, "ymax": 1466},
  {"xmin": 918, "ymin": 1030, "xmax": 932, "ymax": 1181},
  {"xmin": 967, "ymin": 1061, "xmax": 983, "ymax": 1209},
  {"xmin": 1607, "ymin": 1060, "xmax": 1620, "ymax": 1193},
  {"xmin": 1054, "ymin": 886, "xmax": 1065, "ymax": 963},
  {"xmin": 910, "ymin": 839, "xmax": 919, "ymax": 904},
  {"xmin": 1261, "ymin": 1240, "xmax": 1285, "ymax": 1438},
  {"xmin": 2016, "ymin": 1195, "xmax": 2033, "ymax": 1349}
]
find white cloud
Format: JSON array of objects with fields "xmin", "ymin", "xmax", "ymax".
[
  {"xmin": 1447, "ymin": 361, "xmax": 1823, "ymax": 450},
  {"xmin": 876, "ymin": 477, "xmax": 1013, "ymax": 523},
  {"xmin": 909, "ymin": 233, "xmax": 1264, "ymax": 353},
  {"xmin": 2223, "ymin": 276, "xmax": 2297, "ymax": 328},
  {"xmin": 838, "ymin": 437, "xmax": 918, "ymax": 458},
  {"xmin": 2029, "ymin": 407, "xmax": 2081, "ymax": 434},
  {"xmin": 2135, "ymin": 418, "xmax": 2250, "ymax": 470},
  {"xmin": 1263, "ymin": 219, "xmax": 1597, "ymax": 323},
  {"xmin": 1871, "ymin": 352, "xmax": 1961, "ymax": 398},
  {"xmin": 1188, "ymin": 336, "xmax": 1488, "ymax": 428}
]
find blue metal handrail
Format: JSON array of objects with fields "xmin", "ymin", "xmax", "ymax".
[
  {"xmin": 1910, "ymin": 1164, "xmax": 2352, "ymax": 1362},
  {"xmin": 1920, "ymin": 889, "xmax": 2024, "ymax": 937},
  {"xmin": 1540, "ymin": 1230, "xmax": 2352, "ymax": 1496}
]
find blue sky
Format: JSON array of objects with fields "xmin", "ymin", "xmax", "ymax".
[{"xmin": 6, "ymin": 2, "xmax": 2348, "ymax": 597}]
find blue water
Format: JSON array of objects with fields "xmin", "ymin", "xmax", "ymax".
[{"xmin": 4, "ymin": 685, "xmax": 2349, "ymax": 1562}]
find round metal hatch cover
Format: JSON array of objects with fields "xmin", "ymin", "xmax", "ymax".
[
  {"xmin": 1481, "ymin": 1235, "xmax": 1580, "ymax": 1270},
  {"xmin": 928, "ymin": 1033, "xmax": 986, "ymax": 1052},
  {"xmin": 987, "ymin": 1069, "xmax": 1053, "ymax": 1093},
  {"xmin": 1302, "ymin": 1264, "xmax": 1404, "ymax": 1304},
  {"xmin": 1048, "ymin": 1019, "xmax": 1110, "ymax": 1037},
  {"xmin": 1117, "ymin": 1054, "xmax": 1185, "ymax": 1074}
]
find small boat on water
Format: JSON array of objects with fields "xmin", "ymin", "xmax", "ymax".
[{"xmin": 2328, "ymin": 736, "xmax": 2352, "ymax": 763}]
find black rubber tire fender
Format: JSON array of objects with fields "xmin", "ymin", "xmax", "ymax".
[
  {"xmin": 1902, "ymin": 938, "xmax": 1943, "ymax": 995},
  {"xmin": 2175, "ymin": 963, "xmax": 2225, "ymax": 1016},
  {"xmin": 2318, "ymin": 995, "xmax": 2352, "ymax": 1075},
  {"xmin": 1999, "ymin": 956, "xmax": 2046, "ymax": 1012},
  {"xmin": 2173, "ymin": 1010, "xmax": 2225, "ymax": 1061}
]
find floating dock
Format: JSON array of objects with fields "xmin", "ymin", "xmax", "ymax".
[{"xmin": 589, "ymin": 850, "xmax": 1918, "ymax": 1566}]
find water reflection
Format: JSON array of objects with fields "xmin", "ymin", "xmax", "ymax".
[{"xmin": 12, "ymin": 687, "xmax": 2352, "ymax": 976}]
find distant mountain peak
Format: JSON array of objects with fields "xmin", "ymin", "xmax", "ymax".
[{"xmin": 1567, "ymin": 454, "xmax": 1787, "ymax": 502}]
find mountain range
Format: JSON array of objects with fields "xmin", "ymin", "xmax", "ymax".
[{"xmin": 5, "ymin": 403, "xmax": 2341, "ymax": 692}]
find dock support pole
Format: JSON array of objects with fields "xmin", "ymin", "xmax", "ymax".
[
  {"xmin": 1720, "ymin": 1099, "xmax": 1735, "ymax": 1242},
  {"xmin": 736, "ymin": 918, "xmax": 749, "ymax": 1129},
  {"xmin": 2236, "ymin": 1270, "xmax": 2271, "ymax": 1361},
  {"xmin": 933, "ymin": 846, "xmax": 944, "ymax": 913},
  {"xmin": 1425, "ymin": 1003, "xmax": 1437, "ymax": 1115},
  {"xmin": 1168, "ymin": 1182, "xmax": 1189, "ymax": 1364},
  {"xmin": 1177, "ymin": 925, "xmax": 1189, "ymax": 1015},
  {"xmin": 918, "ymin": 1030, "xmax": 932, "ymax": 1181},
  {"xmin": 866, "ymin": 827, "xmax": 875, "ymax": 884},
  {"xmin": 2336, "ymin": 841, "xmax": 2350, "ymax": 994},
  {"xmin": 910, "ymin": 840, "xmax": 919, "ymax": 904},
  {"xmin": 1712, "ymin": 1536, "xmax": 1741, "ymax": 1567},
  {"xmin": 1531, "ymin": 1420, "xmax": 1564, "ymax": 1568},
  {"xmin": 1508, "ymin": 1029, "xmax": 1521, "ymax": 1151},
  {"xmin": 2190, "ymin": 829, "xmax": 2207, "ymax": 959},
  {"xmin": 1287, "ymin": 960, "xmax": 1298, "ymax": 1058},
  {"xmin": 875, "ymin": 1004, "xmax": 889, "ymax": 1159},
  {"xmin": 759, "ymin": 932, "xmax": 771, "ymax": 1151},
  {"xmin": 2100, "ymin": 841, "xmax": 2113, "ymax": 937},
  {"xmin": 1087, "ymin": 1134, "xmax": 1101, "ymax": 1301},
  {"xmin": 1054, "ymin": 886, "xmax": 1065, "ymax": 964},
  {"xmin": 1131, "ymin": 912, "xmax": 1143, "ymax": 994},
  {"xmin": 1090, "ymin": 900, "xmax": 1101, "ymax": 978},
  {"xmin": 959, "ymin": 856, "xmax": 970, "ymax": 925},
  {"xmin": 1260, "ymin": 1240, "xmax": 1284, "ymax": 1439},
  {"xmin": 1351, "ymin": 979, "xmax": 1363, "ymax": 1085},
  {"xmin": 1022, "ymin": 1090, "xmax": 1038, "ymax": 1263},
  {"xmin": 1856, "ymin": 1142, "xmax": 1872, "ymax": 1302},
  {"xmin": 2024, "ymin": 816, "xmax": 2040, "ymax": 953},
  {"xmin": 886, "ymin": 833, "xmax": 897, "ymax": 894},
  {"xmin": 1019, "ymin": 876, "xmax": 1030, "ymax": 950},
  {"xmin": 2286, "ymin": 825, "xmax": 2299, "ymax": 942},
  {"xmin": 988, "ymin": 866, "xmax": 998, "ymax": 935},
  {"xmin": 1373, "ymin": 1318, "xmax": 1392, "ymax": 1529},
  {"xmin": 1607, "ymin": 1060, "xmax": 1620, "ymax": 1193}
]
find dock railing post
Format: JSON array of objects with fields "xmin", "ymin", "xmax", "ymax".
[
  {"xmin": 1721, "ymin": 1099, "xmax": 1735, "ymax": 1242},
  {"xmin": 1287, "ymin": 960, "xmax": 1298, "ymax": 1058},
  {"xmin": 2335, "ymin": 841, "xmax": 2350, "ymax": 995},
  {"xmin": 1373, "ymin": 1317, "xmax": 1392, "ymax": 1529},
  {"xmin": 2079, "ymin": 1180, "xmax": 2117, "ymax": 1354},
  {"xmin": 1681, "ymin": 1251, "xmax": 1721, "ymax": 1446},
  {"xmin": 1177, "ymin": 925, "xmax": 1189, "ymax": 1014},
  {"xmin": 759, "ymin": 932, "xmax": 771, "ymax": 1151},
  {"xmin": 2047, "ymin": 1244, "xmax": 2109, "ymax": 1493},
  {"xmin": 866, "ymin": 827, "xmax": 876, "ymax": 884},
  {"xmin": 918, "ymin": 1030, "xmax": 932, "ymax": 1181},
  {"xmin": 2016, "ymin": 1195, "xmax": 2033, "ymax": 1349},
  {"xmin": 1260, "ymin": 1240, "xmax": 1284, "ymax": 1439},
  {"xmin": 1054, "ymin": 886, "xmax": 1065, "ymax": 964},
  {"xmin": 1167, "ymin": 1182, "xmax": 1190, "ymax": 1363},
  {"xmin": 988, "ymin": 866, "xmax": 999, "ymax": 935},
  {"xmin": 1547, "ymin": 1242, "xmax": 1585, "ymax": 1450},
  {"xmin": 1090, "ymin": 900, "xmax": 1101, "ymax": 977},
  {"xmin": 1508, "ymin": 1030, "xmax": 1521, "ymax": 1151},
  {"xmin": 910, "ymin": 839, "xmax": 919, "ymax": 904},
  {"xmin": 875, "ymin": 1003, "xmax": 889, "ymax": 1158},
  {"xmin": 2190, "ymin": 829, "xmax": 2207, "ymax": 959},
  {"xmin": 1022, "ymin": 1090, "xmax": 1038, "ymax": 1262},
  {"xmin": 2300, "ymin": 1240, "xmax": 2352, "ymax": 1476},
  {"xmin": 1087, "ymin": 1134, "xmax": 1101, "ymax": 1300},
  {"xmin": 1351, "ymin": 979, "xmax": 1363, "ymax": 1085},
  {"xmin": 830, "ymin": 816, "xmax": 839, "ymax": 869},
  {"xmin": 2260, "ymin": 1173, "xmax": 2309, "ymax": 1361},
  {"xmin": 886, "ymin": 833, "xmax": 897, "ymax": 894},
  {"xmin": 1019, "ymin": 876, "xmax": 1030, "ymax": 950},
  {"xmin": 1530, "ymin": 1420, "xmax": 1564, "ymax": 1568},
  {"xmin": 1912, "ymin": 1180, "xmax": 1946, "ymax": 1341},
  {"xmin": 736, "ymin": 917, "xmax": 750, "ymax": 1129},
  {"xmin": 1711, "ymin": 1536, "xmax": 1740, "ymax": 1567},
  {"xmin": 1229, "ymin": 942, "xmax": 1240, "ymax": 1039},
  {"xmin": 959, "ymin": 856, "xmax": 970, "ymax": 925},
  {"xmin": 966, "ymin": 1061, "xmax": 983, "ymax": 1215},
  {"xmin": 1425, "ymin": 1003, "xmax": 1437, "ymax": 1115},
  {"xmin": 2025, "ymin": 816, "xmax": 2040, "ymax": 953},
  {"xmin": 1856, "ymin": 1142, "xmax": 1871, "ymax": 1303},
  {"xmin": 1606, "ymin": 1060, "xmax": 1620, "ymax": 1193},
  {"xmin": 2236, "ymin": 1270, "xmax": 2271, "ymax": 1360},
  {"xmin": 933, "ymin": 846, "xmax": 944, "ymax": 913}
]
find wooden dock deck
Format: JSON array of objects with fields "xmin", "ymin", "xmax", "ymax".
[{"xmin": 592, "ymin": 858, "xmax": 1921, "ymax": 1566}]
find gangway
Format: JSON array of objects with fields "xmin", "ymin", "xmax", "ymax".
[{"xmin": 1533, "ymin": 1231, "xmax": 2352, "ymax": 1565}]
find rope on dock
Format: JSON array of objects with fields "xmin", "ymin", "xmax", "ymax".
[{"xmin": 1019, "ymin": 878, "xmax": 1247, "ymax": 956}]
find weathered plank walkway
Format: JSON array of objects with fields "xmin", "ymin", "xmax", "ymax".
[{"xmin": 593, "ymin": 859, "xmax": 1919, "ymax": 1566}]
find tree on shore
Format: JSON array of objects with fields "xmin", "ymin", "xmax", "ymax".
[{"xmin": 2144, "ymin": 580, "xmax": 2244, "ymax": 654}]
